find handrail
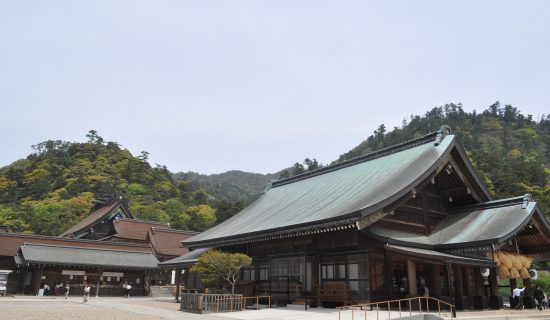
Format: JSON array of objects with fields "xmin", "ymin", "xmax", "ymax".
[{"xmin": 336, "ymin": 297, "xmax": 455, "ymax": 320}]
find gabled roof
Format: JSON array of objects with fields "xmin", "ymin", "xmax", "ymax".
[
  {"xmin": 365, "ymin": 195, "xmax": 548, "ymax": 249},
  {"xmin": 158, "ymin": 248, "xmax": 209, "ymax": 267},
  {"xmin": 112, "ymin": 218, "xmax": 169, "ymax": 241},
  {"xmin": 59, "ymin": 197, "xmax": 132, "ymax": 237},
  {"xmin": 147, "ymin": 228, "xmax": 199, "ymax": 257},
  {"xmin": 183, "ymin": 128, "xmax": 492, "ymax": 248},
  {"xmin": 18, "ymin": 243, "xmax": 159, "ymax": 269}
]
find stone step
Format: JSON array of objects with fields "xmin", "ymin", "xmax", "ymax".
[{"xmin": 286, "ymin": 303, "xmax": 310, "ymax": 310}]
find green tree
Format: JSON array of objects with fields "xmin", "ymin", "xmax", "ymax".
[
  {"xmin": 191, "ymin": 250, "xmax": 252, "ymax": 294},
  {"xmin": 292, "ymin": 162, "xmax": 305, "ymax": 176},
  {"xmin": 185, "ymin": 205, "xmax": 216, "ymax": 231}
]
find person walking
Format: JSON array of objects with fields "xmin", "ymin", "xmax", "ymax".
[
  {"xmin": 83, "ymin": 283, "xmax": 91, "ymax": 303},
  {"xmin": 534, "ymin": 285, "xmax": 544, "ymax": 311},
  {"xmin": 125, "ymin": 282, "xmax": 132, "ymax": 298},
  {"xmin": 64, "ymin": 282, "xmax": 70, "ymax": 299},
  {"xmin": 513, "ymin": 286, "xmax": 525, "ymax": 310}
]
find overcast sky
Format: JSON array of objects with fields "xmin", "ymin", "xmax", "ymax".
[{"xmin": 1, "ymin": 1, "xmax": 549, "ymax": 174}]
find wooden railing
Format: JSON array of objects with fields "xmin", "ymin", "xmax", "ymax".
[
  {"xmin": 336, "ymin": 297, "xmax": 456, "ymax": 320},
  {"xmin": 180, "ymin": 293, "xmax": 242, "ymax": 313},
  {"xmin": 180, "ymin": 293, "xmax": 272, "ymax": 313}
]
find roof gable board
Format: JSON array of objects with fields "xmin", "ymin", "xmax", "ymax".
[{"xmin": 59, "ymin": 198, "xmax": 132, "ymax": 238}]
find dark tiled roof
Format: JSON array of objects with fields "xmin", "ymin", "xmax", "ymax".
[
  {"xmin": 19, "ymin": 243, "xmax": 159, "ymax": 269},
  {"xmin": 113, "ymin": 218, "xmax": 169, "ymax": 241},
  {"xmin": 183, "ymin": 131, "xmax": 490, "ymax": 248}
]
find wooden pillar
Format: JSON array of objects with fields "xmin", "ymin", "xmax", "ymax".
[
  {"xmin": 175, "ymin": 268, "xmax": 182, "ymax": 302},
  {"xmin": 312, "ymin": 255, "xmax": 320, "ymax": 306},
  {"xmin": 383, "ymin": 251, "xmax": 392, "ymax": 297},
  {"xmin": 407, "ymin": 260, "xmax": 417, "ymax": 296},
  {"xmin": 446, "ymin": 263, "xmax": 457, "ymax": 318},
  {"xmin": 524, "ymin": 278, "xmax": 532, "ymax": 297},
  {"xmin": 489, "ymin": 268, "xmax": 498, "ymax": 297},
  {"xmin": 462, "ymin": 267, "xmax": 472, "ymax": 297},
  {"xmin": 31, "ymin": 265, "xmax": 44, "ymax": 295},
  {"xmin": 455, "ymin": 266, "xmax": 464, "ymax": 296},
  {"xmin": 182, "ymin": 267, "xmax": 189, "ymax": 289},
  {"xmin": 95, "ymin": 268, "xmax": 102, "ymax": 297},
  {"xmin": 17, "ymin": 268, "xmax": 27, "ymax": 294},
  {"xmin": 473, "ymin": 268, "xmax": 485, "ymax": 296},
  {"xmin": 509, "ymin": 279, "xmax": 517, "ymax": 297},
  {"xmin": 432, "ymin": 264, "xmax": 441, "ymax": 297},
  {"xmin": 144, "ymin": 270, "xmax": 152, "ymax": 297}
]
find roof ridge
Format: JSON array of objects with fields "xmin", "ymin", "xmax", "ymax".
[
  {"xmin": 448, "ymin": 195, "xmax": 529, "ymax": 213},
  {"xmin": 150, "ymin": 227, "xmax": 199, "ymax": 234},
  {"xmin": 116, "ymin": 218, "xmax": 169, "ymax": 225},
  {"xmin": 271, "ymin": 128, "xmax": 446, "ymax": 188},
  {"xmin": 1, "ymin": 232, "xmax": 151, "ymax": 247}
]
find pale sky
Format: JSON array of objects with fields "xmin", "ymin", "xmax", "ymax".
[{"xmin": 1, "ymin": 1, "xmax": 549, "ymax": 174}]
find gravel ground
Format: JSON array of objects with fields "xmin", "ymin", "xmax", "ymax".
[
  {"xmin": 0, "ymin": 297, "xmax": 231, "ymax": 320},
  {"xmin": 0, "ymin": 299, "xmax": 165, "ymax": 320}
]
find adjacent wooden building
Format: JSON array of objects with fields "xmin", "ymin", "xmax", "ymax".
[
  {"xmin": 172, "ymin": 127, "xmax": 550, "ymax": 309},
  {"xmin": 0, "ymin": 195, "xmax": 197, "ymax": 296}
]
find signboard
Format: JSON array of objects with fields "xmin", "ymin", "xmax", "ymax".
[
  {"xmin": 102, "ymin": 272, "xmax": 124, "ymax": 277},
  {"xmin": 61, "ymin": 270, "xmax": 86, "ymax": 276}
]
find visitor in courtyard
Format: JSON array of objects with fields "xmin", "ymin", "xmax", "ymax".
[
  {"xmin": 126, "ymin": 282, "xmax": 132, "ymax": 297},
  {"xmin": 55, "ymin": 282, "xmax": 62, "ymax": 296},
  {"xmin": 43, "ymin": 283, "xmax": 50, "ymax": 296},
  {"xmin": 64, "ymin": 282, "xmax": 70, "ymax": 299},
  {"xmin": 543, "ymin": 291, "xmax": 548, "ymax": 309},
  {"xmin": 83, "ymin": 282, "xmax": 90, "ymax": 303},
  {"xmin": 512, "ymin": 286, "xmax": 525, "ymax": 310},
  {"xmin": 534, "ymin": 285, "xmax": 544, "ymax": 311}
]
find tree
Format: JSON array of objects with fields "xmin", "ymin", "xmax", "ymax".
[
  {"xmin": 304, "ymin": 158, "xmax": 320, "ymax": 171},
  {"xmin": 86, "ymin": 130, "xmax": 104, "ymax": 144},
  {"xmin": 191, "ymin": 250, "xmax": 252, "ymax": 294},
  {"xmin": 292, "ymin": 162, "xmax": 305, "ymax": 176},
  {"xmin": 185, "ymin": 204, "xmax": 216, "ymax": 231}
]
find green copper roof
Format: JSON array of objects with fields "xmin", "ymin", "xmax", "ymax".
[
  {"xmin": 158, "ymin": 248, "xmax": 209, "ymax": 267},
  {"xmin": 366, "ymin": 197, "xmax": 541, "ymax": 248},
  {"xmin": 184, "ymin": 132, "xmax": 472, "ymax": 248}
]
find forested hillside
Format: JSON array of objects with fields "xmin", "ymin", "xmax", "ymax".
[
  {"xmin": 174, "ymin": 171, "xmax": 278, "ymax": 206},
  {"xmin": 336, "ymin": 102, "xmax": 550, "ymax": 211},
  {"xmin": 0, "ymin": 102, "xmax": 548, "ymax": 236},
  {"xmin": 0, "ymin": 131, "xmax": 239, "ymax": 235}
]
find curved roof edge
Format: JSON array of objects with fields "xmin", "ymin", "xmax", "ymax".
[
  {"xmin": 365, "ymin": 195, "xmax": 549, "ymax": 250},
  {"xmin": 183, "ymin": 129, "xmax": 492, "ymax": 249}
]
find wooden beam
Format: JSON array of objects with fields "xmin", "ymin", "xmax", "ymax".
[
  {"xmin": 520, "ymin": 246, "xmax": 550, "ymax": 254},
  {"xmin": 447, "ymin": 157, "xmax": 484, "ymax": 202}
]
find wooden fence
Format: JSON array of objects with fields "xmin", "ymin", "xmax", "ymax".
[{"xmin": 180, "ymin": 293, "xmax": 243, "ymax": 313}]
